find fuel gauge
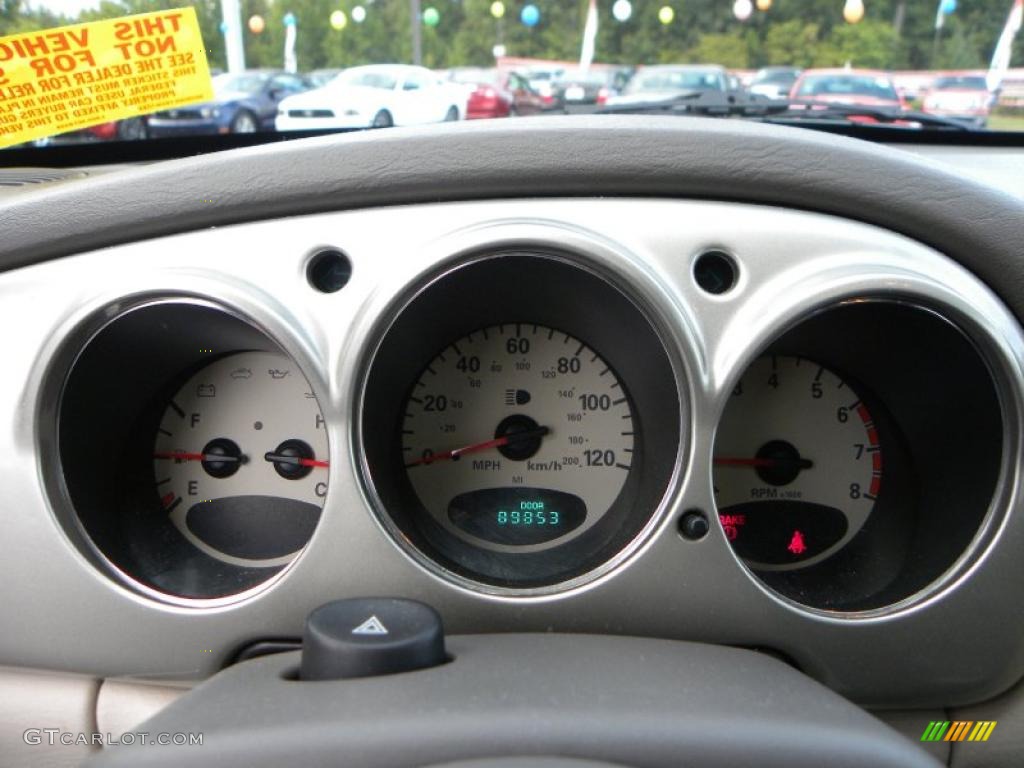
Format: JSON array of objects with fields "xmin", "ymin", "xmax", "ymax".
[{"xmin": 152, "ymin": 351, "xmax": 329, "ymax": 569}]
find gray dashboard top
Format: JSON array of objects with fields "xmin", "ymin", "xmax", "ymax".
[{"xmin": 1, "ymin": 116, "xmax": 1023, "ymax": 327}]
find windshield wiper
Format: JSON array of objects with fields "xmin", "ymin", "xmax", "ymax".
[{"xmin": 599, "ymin": 91, "xmax": 976, "ymax": 132}]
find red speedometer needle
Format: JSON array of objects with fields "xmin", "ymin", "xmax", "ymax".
[
  {"xmin": 714, "ymin": 457, "xmax": 813, "ymax": 469},
  {"xmin": 153, "ymin": 451, "xmax": 241, "ymax": 463},
  {"xmin": 407, "ymin": 426, "xmax": 550, "ymax": 467}
]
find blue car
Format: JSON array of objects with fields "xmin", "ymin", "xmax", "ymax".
[{"xmin": 147, "ymin": 70, "xmax": 313, "ymax": 137}]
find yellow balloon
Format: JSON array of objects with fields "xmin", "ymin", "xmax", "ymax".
[
  {"xmin": 490, "ymin": 1, "xmax": 505, "ymax": 18},
  {"xmin": 330, "ymin": 10, "xmax": 347, "ymax": 30},
  {"xmin": 843, "ymin": 0, "xmax": 865, "ymax": 23},
  {"xmin": 248, "ymin": 14, "xmax": 265, "ymax": 34},
  {"xmin": 756, "ymin": 0, "xmax": 772, "ymax": 10},
  {"xmin": 658, "ymin": 6, "xmax": 674, "ymax": 24}
]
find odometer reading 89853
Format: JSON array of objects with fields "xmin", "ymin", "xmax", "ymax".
[{"xmin": 402, "ymin": 324, "xmax": 634, "ymax": 552}]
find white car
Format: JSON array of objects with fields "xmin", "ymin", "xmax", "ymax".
[{"xmin": 276, "ymin": 64, "xmax": 464, "ymax": 131}]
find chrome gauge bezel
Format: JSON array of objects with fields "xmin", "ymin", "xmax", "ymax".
[
  {"xmin": 708, "ymin": 290, "xmax": 1021, "ymax": 621},
  {"xmin": 353, "ymin": 243, "xmax": 693, "ymax": 598},
  {"xmin": 39, "ymin": 294, "xmax": 332, "ymax": 609}
]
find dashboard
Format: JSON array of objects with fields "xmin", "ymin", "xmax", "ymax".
[
  {"xmin": 2, "ymin": 118, "xmax": 1024, "ymax": 767},
  {"xmin": 1, "ymin": 189, "xmax": 1020, "ymax": 705}
]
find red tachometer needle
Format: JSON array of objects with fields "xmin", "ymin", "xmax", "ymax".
[
  {"xmin": 154, "ymin": 451, "xmax": 215, "ymax": 462},
  {"xmin": 714, "ymin": 456, "xmax": 813, "ymax": 469},
  {"xmin": 408, "ymin": 426, "xmax": 550, "ymax": 467},
  {"xmin": 714, "ymin": 457, "xmax": 776, "ymax": 467}
]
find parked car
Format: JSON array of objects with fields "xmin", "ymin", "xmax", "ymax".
[
  {"xmin": 446, "ymin": 68, "xmax": 545, "ymax": 119},
  {"xmin": 921, "ymin": 74, "xmax": 995, "ymax": 128},
  {"xmin": 604, "ymin": 65, "xmax": 729, "ymax": 107},
  {"xmin": 552, "ymin": 67, "xmax": 629, "ymax": 113},
  {"xmin": 30, "ymin": 117, "xmax": 148, "ymax": 146},
  {"xmin": 276, "ymin": 65, "xmax": 465, "ymax": 131},
  {"xmin": 524, "ymin": 66, "xmax": 567, "ymax": 109},
  {"xmin": 748, "ymin": 66, "xmax": 803, "ymax": 99},
  {"xmin": 147, "ymin": 70, "xmax": 313, "ymax": 137},
  {"xmin": 789, "ymin": 69, "xmax": 906, "ymax": 110}
]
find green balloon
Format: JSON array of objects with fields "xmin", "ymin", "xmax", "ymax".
[{"xmin": 423, "ymin": 7, "xmax": 440, "ymax": 26}]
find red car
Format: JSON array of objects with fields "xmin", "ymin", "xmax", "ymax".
[
  {"xmin": 921, "ymin": 74, "xmax": 994, "ymax": 128},
  {"xmin": 446, "ymin": 68, "xmax": 545, "ymax": 119},
  {"xmin": 789, "ymin": 69, "xmax": 907, "ymax": 110}
]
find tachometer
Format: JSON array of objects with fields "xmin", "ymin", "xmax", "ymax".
[
  {"xmin": 152, "ymin": 351, "xmax": 329, "ymax": 569},
  {"xmin": 402, "ymin": 324, "xmax": 634, "ymax": 552},
  {"xmin": 713, "ymin": 355, "xmax": 882, "ymax": 570}
]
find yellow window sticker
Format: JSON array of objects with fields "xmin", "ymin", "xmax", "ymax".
[{"xmin": 0, "ymin": 8, "xmax": 213, "ymax": 148}]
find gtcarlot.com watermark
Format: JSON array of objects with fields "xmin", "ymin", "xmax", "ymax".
[{"xmin": 24, "ymin": 729, "xmax": 203, "ymax": 747}]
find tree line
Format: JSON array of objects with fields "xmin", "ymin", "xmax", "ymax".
[{"xmin": 2, "ymin": 0, "xmax": 1022, "ymax": 72}]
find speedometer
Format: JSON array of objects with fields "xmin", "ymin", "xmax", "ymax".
[{"xmin": 402, "ymin": 324, "xmax": 634, "ymax": 552}]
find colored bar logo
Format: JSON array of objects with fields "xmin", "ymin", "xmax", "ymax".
[{"xmin": 921, "ymin": 721, "xmax": 997, "ymax": 742}]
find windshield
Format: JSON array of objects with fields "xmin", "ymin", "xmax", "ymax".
[
  {"xmin": 627, "ymin": 69, "xmax": 725, "ymax": 93},
  {"xmin": 332, "ymin": 68, "xmax": 398, "ymax": 90},
  {"xmin": 795, "ymin": 73, "xmax": 900, "ymax": 100},
  {"xmin": 933, "ymin": 75, "xmax": 990, "ymax": 90},
  {"xmin": 0, "ymin": 0, "xmax": 1022, "ymax": 151},
  {"xmin": 754, "ymin": 69, "xmax": 801, "ymax": 85}
]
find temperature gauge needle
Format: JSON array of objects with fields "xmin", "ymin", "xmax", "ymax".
[
  {"xmin": 262, "ymin": 453, "xmax": 329, "ymax": 468},
  {"xmin": 154, "ymin": 451, "xmax": 242, "ymax": 463},
  {"xmin": 408, "ymin": 426, "xmax": 550, "ymax": 467},
  {"xmin": 714, "ymin": 457, "xmax": 814, "ymax": 469}
]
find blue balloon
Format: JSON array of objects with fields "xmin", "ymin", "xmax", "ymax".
[
  {"xmin": 218, "ymin": 21, "xmax": 228, "ymax": 34},
  {"xmin": 283, "ymin": 12, "xmax": 297, "ymax": 27},
  {"xmin": 521, "ymin": 4, "xmax": 540, "ymax": 27},
  {"xmin": 941, "ymin": 0, "xmax": 956, "ymax": 13}
]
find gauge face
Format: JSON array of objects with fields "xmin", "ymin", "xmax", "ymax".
[
  {"xmin": 714, "ymin": 355, "xmax": 882, "ymax": 570},
  {"xmin": 402, "ymin": 324, "xmax": 635, "ymax": 553},
  {"xmin": 152, "ymin": 351, "xmax": 329, "ymax": 568}
]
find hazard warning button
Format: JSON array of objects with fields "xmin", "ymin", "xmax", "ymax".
[{"xmin": 300, "ymin": 598, "xmax": 446, "ymax": 680}]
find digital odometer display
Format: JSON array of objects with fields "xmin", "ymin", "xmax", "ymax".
[
  {"xmin": 448, "ymin": 488, "xmax": 587, "ymax": 546},
  {"xmin": 402, "ymin": 323, "xmax": 634, "ymax": 552}
]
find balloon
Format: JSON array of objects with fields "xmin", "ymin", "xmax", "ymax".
[
  {"xmin": 248, "ymin": 14, "xmax": 265, "ymax": 34},
  {"xmin": 657, "ymin": 6, "xmax": 674, "ymax": 24},
  {"xmin": 330, "ymin": 10, "xmax": 347, "ymax": 30},
  {"xmin": 941, "ymin": 0, "xmax": 956, "ymax": 13},
  {"xmin": 218, "ymin": 21, "xmax": 228, "ymax": 34},
  {"xmin": 352, "ymin": 5, "xmax": 366, "ymax": 23},
  {"xmin": 756, "ymin": 0, "xmax": 771, "ymax": 10},
  {"xmin": 490, "ymin": 1, "xmax": 505, "ymax": 19},
  {"xmin": 843, "ymin": 0, "xmax": 864, "ymax": 23},
  {"xmin": 733, "ymin": 0, "xmax": 753, "ymax": 20},
  {"xmin": 283, "ymin": 12, "xmax": 297, "ymax": 27},
  {"xmin": 423, "ymin": 6, "xmax": 440, "ymax": 26},
  {"xmin": 521, "ymin": 4, "xmax": 540, "ymax": 27},
  {"xmin": 613, "ymin": 0, "xmax": 632, "ymax": 21}
]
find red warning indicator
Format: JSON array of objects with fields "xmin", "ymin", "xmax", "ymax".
[
  {"xmin": 786, "ymin": 530, "xmax": 807, "ymax": 556},
  {"xmin": 718, "ymin": 513, "xmax": 746, "ymax": 541}
]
